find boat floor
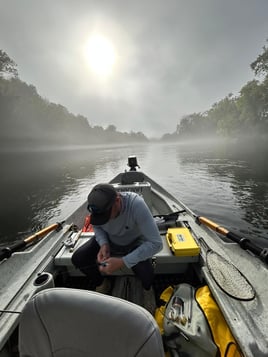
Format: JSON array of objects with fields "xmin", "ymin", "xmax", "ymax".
[{"xmin": 54, "ymin": 265, "xmax": 200, "ymax": 315}]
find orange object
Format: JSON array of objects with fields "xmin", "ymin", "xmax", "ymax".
[{"xmin": 82, "ymin": 215, "xmax": 94, "ymax": 232}]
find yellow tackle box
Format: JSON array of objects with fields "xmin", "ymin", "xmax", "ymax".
[{"xmin": 166, "ymin": 227, "xmax": 200, "ymax": 257}]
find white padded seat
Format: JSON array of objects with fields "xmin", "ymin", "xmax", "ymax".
[{"xmin": 19, "ymin": 288, "xmax": 165, "ymax": 357}]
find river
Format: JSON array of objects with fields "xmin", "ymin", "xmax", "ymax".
[{"xmin": 0, "ymin": 140, "xmax": 267, "ymax": 247}]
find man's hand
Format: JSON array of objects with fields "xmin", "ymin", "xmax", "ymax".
[
  {"xmin": 97, "ymin": 243, "xmax": 110, "ymax": 263},
  {"xmin": 99, "ymin": 257, "xmax": 125, "ymax": 274}
]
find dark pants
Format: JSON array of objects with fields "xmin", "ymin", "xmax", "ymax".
[{"xmin": 71, "ymin": 238, "xmax": 154, "ymax": 290}]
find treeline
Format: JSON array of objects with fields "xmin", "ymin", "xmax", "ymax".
[
  {"xmin": 0, "ymin": 50, "xmax": 148, "ymax": 148},
  {"xmin": 1, "ymin": 41, "xmax": 268, "ymax": 147},
  {"xmin": 162, "ymin": 40, "xmax": 268, "ymax": 141}
]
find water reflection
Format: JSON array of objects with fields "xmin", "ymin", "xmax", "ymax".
[
  {"xmin": 173, "ymin": 141, "xmax": 268, "ymax": 238},
  {"xmin": 0, "ymin": 144, "xmax": 149, "ymax": 244},
  {"xmin": 0, "ymin": 142, "xmax": 267, "ymax": 246}
]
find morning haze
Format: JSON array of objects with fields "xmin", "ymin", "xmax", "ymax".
[{"xmin": 0, "ymin": 0, "xmax": 268, "ymax": 139}]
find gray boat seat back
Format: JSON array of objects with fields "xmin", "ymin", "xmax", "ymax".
[
  {"xmin": 19, "ymin": 288, "xmax": 165, "ymax": 357},
  {"xmin": 121, "ymin": 171, "xmax": 145, "ymax": 184}
]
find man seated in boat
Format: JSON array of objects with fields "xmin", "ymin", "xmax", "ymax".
[{"xmin": 72, "ymin": 183, "xmax": 163, "ymax": 292}]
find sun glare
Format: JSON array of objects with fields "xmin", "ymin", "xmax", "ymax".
[{"xmin": 85, "ymin": 35, "xmax": 116, "ymax": 77}]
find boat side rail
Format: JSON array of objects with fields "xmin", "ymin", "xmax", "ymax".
[
  {"xmin": 202, "ymin": 266, "xmax": 268, "ymax": 357},
  {"xmin": 0, "ymin": 224, "xmax": 72, "ymax": 351}
]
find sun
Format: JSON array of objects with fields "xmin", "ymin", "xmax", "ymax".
[{"xmin": 84, "ymin": 34, "xmax": 116, "ymax": 77}]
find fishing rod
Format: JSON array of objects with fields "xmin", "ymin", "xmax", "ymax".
[
  {"xmin": 0, "ymin": 221, "xmax": 65, "ymax": 262},
  {"xmin": 153, "ymin": 210, "xmax": 186, "ymax": 220},
  {"xmin": 197, "ymin": 216, "xmax": 268, "ymax": 264}
]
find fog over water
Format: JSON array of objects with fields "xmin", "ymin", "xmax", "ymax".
[
  {"xmin": 1, "ymin": 0, "xmax": 268, "ymax": 137},
  {"xmin": 1, "ymin": 1, "xmax": 268, "ymax": 257},
  {"xmin": 0, "ymin": 141, "xmax": 267, "ymax": 248}
]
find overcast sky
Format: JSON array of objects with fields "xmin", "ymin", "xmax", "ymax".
[{"xmin": 1, "ymin": 0, "xmax": 267, "ymax": 138}]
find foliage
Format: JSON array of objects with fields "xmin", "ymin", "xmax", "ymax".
[
  {"xmin": 0, "ymin": 50, "xmax": 18, "ymax": 78},
  {"xmin": 250, "ymin": 40, "xmax": 268, "ymax": 77},
  {"xmin": 0, "ymin": 75, "xmax": 148, "ymax": 148},
  {"xmin": 1, "ymin": 40, "xmax": 268, "ymax": 147},
  {"xmin": 237, "ymin": 80, "xmax": 267, "ymax": 130},
  {"xmin": 162, "ymin": 40, "xmax": 268, "ymax": 141},
  {"xmin": 206, "ymin": 94, "xmax": 240, "ymax": 136}
]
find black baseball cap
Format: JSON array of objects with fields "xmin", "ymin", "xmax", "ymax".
[{"xmin": 87, "ymin": 184, "xmax": 117, "ymax": 225}]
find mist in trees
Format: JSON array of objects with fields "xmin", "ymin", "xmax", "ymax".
[
  {"xmin": 162, "ymin": 40, "xmax": 268, "ymax": 144},
  {"xmin": 1, "ymin": 41, "xmax": 268, "ymax": 149},
  {"xmin": 0, "ymin": 50, "xmax": 148, "ymax": 149}
]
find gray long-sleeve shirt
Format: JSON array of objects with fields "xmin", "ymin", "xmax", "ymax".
[{"xmin": 93, "ymin": 192, "xmax": 163, "ymax": 268}]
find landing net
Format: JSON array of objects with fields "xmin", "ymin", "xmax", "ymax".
[{"xmin": 207, "ymin": 250, "xmax": 255, "ymax": 301}]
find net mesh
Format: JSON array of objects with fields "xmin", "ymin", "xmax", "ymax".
[{"xmin": 207, "ymin": 250, "xmax": 255, "ymax": 300}]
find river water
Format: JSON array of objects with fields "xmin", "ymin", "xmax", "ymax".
[{"xmin": 0, "ymin": 141, "xmax": 267, "ymax": 247}]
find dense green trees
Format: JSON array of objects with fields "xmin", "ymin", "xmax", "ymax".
[
  {"xmin": 251, "ymin": 40, "xmax": 268, "ymax": 77},
  {"xmin": 1, "ymin": 41, "xmax": 268, "ymax": 147},
  {"xmin": 165, "ymin": 40, "xmax": 268, "ymax": 141},
  {"xmin": 0, "ymin": 50, "xmax": 18, "ymax": 78},
  {"xmin": 0, "ymin": 52, "xmax": 148, "ymax": 148}
]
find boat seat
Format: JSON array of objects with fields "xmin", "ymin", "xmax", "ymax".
[
  {"xmin": 120, "ymin": 171, "xmax": 145, "ymax": 184},
  {"xmin": 113, "ymin": 179, "xmax": 152, "ymax": 210},
  {"xmin": 54, "ymin": 233, "xmax": 198, "ymax": 275},
  {"xmin": 19, "ymin": 288, "xmax": 165, "ymax": 357}
]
